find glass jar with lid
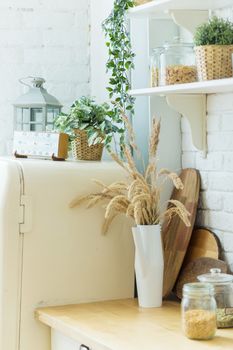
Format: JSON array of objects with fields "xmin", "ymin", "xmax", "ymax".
[
  {"xmin": 150, "ymin": 47, "xmax": 163, "ymax": 87},
  {"xmin": 160, "ymin": 37, "xmax": 197, "ymax": 86},
  {"xmin": 198, "ymin": 268, "xmax": 233, "ymax": 328},
  {"xmin": 181, "ymin": 283, "xmax": 217, "ymax": 340}
]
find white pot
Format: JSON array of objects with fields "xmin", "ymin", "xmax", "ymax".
[{"xmin": 132, "ymin": 225, "xmax": 164, "ymax": 308}]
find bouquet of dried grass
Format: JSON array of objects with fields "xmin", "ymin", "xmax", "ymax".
[{"xmin": 70, "ymin": 115, "xmax": 190, "ymax": 234}]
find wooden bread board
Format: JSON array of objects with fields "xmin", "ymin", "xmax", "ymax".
[
  {"xmin": 162, "ymin": 168, "xmax": 200, "ymax": 297},
  {"xmin": 175, "ymin": 257, "xmax": 228, "ymax": 299},
  {"xmin": 183, "ymin": 228, "xmax": 220, "ymax": 267}
]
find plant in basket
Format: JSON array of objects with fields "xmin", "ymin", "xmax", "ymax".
[
  {"xmin": 54, "ymin": 96, "xmax": 123, "ymax": 161},
  {"xmin": 194, "ymin": 16, "xmax": 233, "ymax": 81},
  {"xmin": 69, "ymin": 115, "xmax": 191, "ymax": 308}
]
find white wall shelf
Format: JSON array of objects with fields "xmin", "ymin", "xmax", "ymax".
[
  {"xmin": 130, "ymin": 78, "xmax": 233, "ymax": 96},
  {"xmin": 129, "ymin": 0, "xmax": 233, "ymax": 17},
  {"xmin": 129, "ymin": 1, "xmax": 233, "ymax": 155},
  {"xmin": 130, "ymin": 78, "xmax": 233, "ymax": 154}
]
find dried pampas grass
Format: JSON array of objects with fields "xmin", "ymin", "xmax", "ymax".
[{"xmin": 70, "ymin": 114, "xmax": 190, "ymax": 234}]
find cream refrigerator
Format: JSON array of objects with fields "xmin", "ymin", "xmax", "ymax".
[{"xmin": 0, "ymin": 158, "xmax": 134, "ymax": 350}]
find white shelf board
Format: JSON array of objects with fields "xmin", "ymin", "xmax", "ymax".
[
  {"xmin": 130, "ymin": 78, "xmax": 233, "ymax": 96},
  {"xmin": 129, "ymin": 0, "xmax": 233, "ymax": 17}
]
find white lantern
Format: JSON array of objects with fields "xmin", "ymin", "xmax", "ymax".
[{"xmin": 14, "ymin": 77, "xmax": 62, "ymax": 132}]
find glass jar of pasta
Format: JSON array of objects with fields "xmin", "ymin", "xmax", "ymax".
[
  {"xmin": 181, "ymin": 283, "xmax": 217, "ymax": 340},
  {"xmin": 160, "ymin": 37, "xmax": 197, "ymax": 86}
]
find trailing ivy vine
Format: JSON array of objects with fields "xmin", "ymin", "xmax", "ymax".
[{"xmin": 102, "ymin": 0, "xmax": 136, "ymax": 149}]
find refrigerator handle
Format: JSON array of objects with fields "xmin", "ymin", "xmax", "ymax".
[
  {"xmin": 20, "ymin": 195, "xmax": 33, "ymax": 233},
  {"xmin": 80, "ymin": 345, "xmax": 90, "ymax": 350}
]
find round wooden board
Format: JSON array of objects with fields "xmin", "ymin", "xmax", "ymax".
[
  {"xmin": 162, "ymin": 169, "xmax": 200, "ymax": 297},
  {"xmin": 183, "ymin": 228, "xmax": 220, "ymax": 267},
  {"xmin": 175, "ymin": 257, "xmax": 228, "ymax": 299}
]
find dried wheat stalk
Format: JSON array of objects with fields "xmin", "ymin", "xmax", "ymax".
[{"xmin": 70, "ymin": 114, "xmax": 191, "ymax": 234}]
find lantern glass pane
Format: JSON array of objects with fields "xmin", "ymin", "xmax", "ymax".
[
  {"xmin": 30, "ymin": 124, "xmax": 43, "ymax": 132},
  {"xmin": 31, "ymin": 108, "xmax": 43, "ymax": 123},
  {"xmin": 47, "ymin": 107, "xmax": 60, "ymax": 123},
  {"xmin": 22, "ymin": 108, "xmax": 30, "ymax": 123},
  {"xmin": 16, "ymin": 124, "xmax": 22, "ymax": 131}
]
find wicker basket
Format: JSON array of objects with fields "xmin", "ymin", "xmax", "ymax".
[
  {"xmin": 195, "ymin": 45, "xmax": 233, "ymax": 81},
  {"xmin": 72, "ymin": 129, "xmax": 104, "ymax": 161}
]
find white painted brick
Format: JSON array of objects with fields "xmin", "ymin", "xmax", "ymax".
[
  {"xmin": 0, "ymin": 9, "xmax": 21, "ymax": 29},
  {"xmin": 208, "ymin": 133, "xmax": 233, "ymax": 151},
  {"xmin": 23, "ymin": 47, "xmax": 74, "ymax": 64},
  {"xmin": 43, "ymin": 64, "xmax": 89, "ymax": 84},
  {"xmin": 199, "ymin": 191, "xmax": 223, "ymax": 211},
  {"xmin": 208, "ymin": 211, "xmax": 233, "ymax": 232},
  {"xmin": 224, "ymin": 153, "xmax": 233, "ymax": 172},
  {"xmin": 182, "ymin": 152, "xmax": 196, "ymax": 168},
  {"xmin": 222, "ymin": 113, "xmax": 233, "ymax": 131},
  {"xmin": 223, "ymin": 193, "xmax": 233, "ymax": 213},
  {"xmin": 223, "ymin": 232, "xmax": 233, "ymax": 252},
  {"xmin": 209, "ymin": 173, "xmax": 233, "ymax": 191},
  {"xmin": 196, "ymin": 152, "xmax": 223, "ymax": 171},
  {"xmin": 22, "ymin": 11, "xmax": 75, "ymax": 29},
  {"xmin": 207, "ymin": 93, "xmax": 233, "ymax": 112},
  {"xmin": 43, "ymin": 29, "xmax": 89, "ymax": 47},
  {"xmin": 207, "ymin": 114, "xmax": 222, "ymax": 132}
]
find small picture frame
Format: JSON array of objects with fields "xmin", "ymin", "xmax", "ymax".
[{"xmin": 13, "ymin": 131, "xmax": 69, "ymax": 160}]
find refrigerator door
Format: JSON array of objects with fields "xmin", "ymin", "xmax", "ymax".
[
  {"xmin": 16, "ymin": 159, "xmax": 134, "ymax": 350},
  {"xmin": 0, "ymin": 159, "xmax": 24, "ymax": 350}
]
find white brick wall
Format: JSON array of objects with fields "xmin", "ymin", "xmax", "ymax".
[
  {"xmin": 0, "ymin": 0, "xmax": 90, "ymax": 154},
  {"xmin": 181, "ymin": 8, "xmax": 233, "ymax": 271},
  {"xmin": 182, "ymin": 93, "xmax": 233, "ymax": 271}
]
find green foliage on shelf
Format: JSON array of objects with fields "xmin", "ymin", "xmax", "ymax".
[
  {"xmin": 54, "ymin": 96, "xmax": 122, "ymax": 149},
  {"xmin": 102, "ymin": 0, "xmax": 136, "ymax": 149},
  {"xmin": 194, "ymin": 16, "xmax": 233, "ymax": 46}
]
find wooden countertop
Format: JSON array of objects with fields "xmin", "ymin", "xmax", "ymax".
[{"xmin": 36, "ymin": 299, "xmax": 233, "ymax": 350}]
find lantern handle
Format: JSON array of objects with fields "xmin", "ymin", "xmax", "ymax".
[{"xmin": 19, "ymin": 76, "xmax": 46, "ymax": 88}]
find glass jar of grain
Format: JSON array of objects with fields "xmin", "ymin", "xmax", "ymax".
[
  {"xmin": 150, "ymin": 47, "xmax": 163, "ymax": 87},
  {"xmin": 181, "ymin": 283, "xmax": 217, "ymax": 340},
  {"xmin": 198, "ymin": 269, "xmax": 233, "ymax": 328},
  {"xmin": 160, "ymin": 37, "xmax": 197, "ymax": 86}
]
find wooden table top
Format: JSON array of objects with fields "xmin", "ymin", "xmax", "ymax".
[{"xmin": 36, "ymin": 299, "xmax": 233, "ymax": 350}]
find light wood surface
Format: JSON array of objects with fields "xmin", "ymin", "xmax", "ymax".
[
  {"xmin": 36, "ymin": 299, "xmax": 233, "ymax": 350},
  {"xmin": 162, "ymin": 169, "xmax": 200, "ymax": 297}
]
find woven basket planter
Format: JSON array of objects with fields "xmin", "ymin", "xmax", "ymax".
[
  {"xmin": 195, "ymin": 45, "xmax": 233, "ymax": 81},
  {"xmin": 72, "ymin": 129, "xmax": 104, "ymax": 161}
]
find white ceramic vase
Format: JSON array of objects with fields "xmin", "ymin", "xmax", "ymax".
[{"xmin": 132, "ymin": 225, "xmax": 164, "ymax": 308}]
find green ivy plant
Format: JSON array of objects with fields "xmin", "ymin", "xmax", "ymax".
[
  {"xmin": 102, "ymin": 0, "xmax": 136, "ymax": 149},
  {"xmin": 194, "ymin": 16, "xmax": 233, "ymax": 46},
  {"xmin": 54, "ymin": 96, "xmax": 120, "ymax": 149}
]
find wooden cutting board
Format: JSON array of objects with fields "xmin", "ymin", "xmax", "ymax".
[
  {"xmin": 162, "ymin": 169, "xmax": 200, "ymax": 297},
  {"xmin": 183, "ymin": 228, "xmax": 220, "ymax": 267},
  {"xmin": 175, "ymin": 257, "xmax": 228, "ymax": 299}
]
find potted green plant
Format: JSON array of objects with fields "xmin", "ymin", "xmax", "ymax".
[
  {"xmin": 194, "ymin": 16, "xmax": 233, "ymax": 81},
  {"xmin": 54, "ymin": 96, "xmax": 120, "ymax": 161}
]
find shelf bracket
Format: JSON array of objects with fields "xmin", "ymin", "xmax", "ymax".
[
  {"xmin": 166, "ymin": 94, "xmax": 207, "ymax": 155},
  {"xmin": 169, "ymin": 10, "xmax": 209, "ymax": 34}
]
